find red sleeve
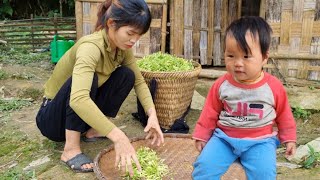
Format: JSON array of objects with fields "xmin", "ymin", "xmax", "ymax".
[
  {"xmin": 267, "ymin": 75, "xmax": 297, "ymax": 143},
  {"xmin": 192, "ymin": 75, "xmax": 225, "ymax": 142}
]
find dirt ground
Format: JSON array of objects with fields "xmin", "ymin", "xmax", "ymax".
[{"xmin": 0, "ymin": 58, "xmax": 320, "ymax": 179}]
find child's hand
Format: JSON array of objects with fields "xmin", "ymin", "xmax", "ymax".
[
  {"xmin": 195, "ymin": 140, "xmax": 207, "ymax": 152},
  {"xmin": 285, "ymin": 142, "xmax": 296, "ymax": 159}
]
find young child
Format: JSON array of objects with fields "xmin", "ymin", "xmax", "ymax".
[{"xmin": 192, "ymin": 16, "xmax": 296, "ymax": 179}]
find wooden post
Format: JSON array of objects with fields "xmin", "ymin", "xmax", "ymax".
[
  {"xmin": 30, "ymin": 14, "xmax": 35, "ymax": 52},
  {"xmin": 60, "ymin": 0, "xmax": 63, "ymax": 17},
  {"xmin": 54, "ymin": 13, "xmax": 58, "ymax": 35},
  {"xmin": 161, "ymin": 3, "xmax": 167, "ymax": 53},
  {"xmin": 75, "ymin": 0, "xmax": 83, "ymax": 40},
  {"xmin": 169, "ymin": 0, "xmax": 175, "ymax": 54},
  {"xmin": 260, "ymin": 0, "xmax": 266, "ymax": 18},
  {"xmin": 200, "ymin": 0, "xmax": 208, "ymax": 65},
  {"xmin": 207, "ymin": 0, "xmax": 214, "ymax": 65},
  {"xmin": 173, "ymin": 0, "xmax": 184, "ymax": 55},
  {"xmin": 192, "ymin": 0, "xmax": 201, "ymax": 63},
  {"xmin": 184, "ymin": 0, "xmax": 193, "ymax": 60},
  {"xmin": 213, "ymin": 0, "xmax": 222, "ymax": 66},
  {"xmin": 228, "ymin": 0, "xmax": 240, "ymax": 25}
]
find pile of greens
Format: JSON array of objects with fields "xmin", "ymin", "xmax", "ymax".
[
  {"xmin": 137, "ymin": 52, "xmax": 194, "ymax": 72},
  {"xmin": 123, "ymin": 147, "xmax": 169, "ymax": 180}
]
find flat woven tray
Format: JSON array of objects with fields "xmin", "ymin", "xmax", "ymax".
[{"xmin": 93, "ymin": 133, "xmax": 246, "ymax": 180}]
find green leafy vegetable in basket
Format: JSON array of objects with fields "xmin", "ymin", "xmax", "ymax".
[
  {"xmin": 137, "ymin": 52, "xmax": 194, "ymax": 72},
  {"xmin": 122, "ymin": 147, "xmax": 169, "ymax": 180}
]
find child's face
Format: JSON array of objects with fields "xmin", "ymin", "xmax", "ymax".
[{"xmin": 224, "ymin": 31, "xmax": 268, "ymax": 84}]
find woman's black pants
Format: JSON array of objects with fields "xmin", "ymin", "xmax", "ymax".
[{"xmin": 36, "ymin": 66, "xmax": 135, "ymax": 142}]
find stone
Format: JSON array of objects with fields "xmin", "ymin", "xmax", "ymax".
[
  {"xmin": 286, "ymin": 86, "xmax": 320, "ymax": 111},
  {"xmin": 23, "ymin": 155, "xmax": 51, "ymax": 171},
  {"xmin": 288, "ymin": 137, "xmax": 320, "ymax": 164},
  {"xmin": 191, "ymin": 90, "xmax": 206, "ymax": 110}
]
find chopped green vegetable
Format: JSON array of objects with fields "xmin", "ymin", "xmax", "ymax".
[
  {"xmin": 123, "ymin": 147, "xmax": 170, "ymax": 180},
  {"xmin": 137, "ymin": 52, "xmax": 194, "ymax": 72}
]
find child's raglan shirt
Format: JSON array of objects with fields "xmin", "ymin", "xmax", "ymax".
[{"xmin": 193, "ymin": 72, "xmax": 296, "ymax": 144}]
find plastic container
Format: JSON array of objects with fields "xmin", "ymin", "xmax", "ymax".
[{"xmin": 50, "ymin": 35, "xmax": 75, "ymax": 63}]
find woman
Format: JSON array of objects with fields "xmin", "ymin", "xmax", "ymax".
[{"xmin": 36, "ymin": 0, "xmax": 164, "ymax": 175}]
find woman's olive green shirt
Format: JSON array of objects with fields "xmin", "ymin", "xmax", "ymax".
[{"xmin": 44, "ymin": 29, "xmax": 154, "ymax": 136}]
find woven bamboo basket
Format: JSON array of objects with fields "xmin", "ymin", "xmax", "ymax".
[
  {"xmin": 93, "ymin": 134, "xmax": 246, "ymax": 180},
  {"xmin": 140, "ymin": 62, "xmax": 202, "ymax": 129}
]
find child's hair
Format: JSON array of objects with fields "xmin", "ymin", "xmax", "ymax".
[
  {"xmin": 225, "ymin": 16, "xmax": 272, "ymax": 56},
  {"xmin": 95, "ymin": 0, "xmax": 151, "ymax": 35}
]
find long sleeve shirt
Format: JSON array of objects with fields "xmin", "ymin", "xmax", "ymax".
[
  {"xmin": 44, "ymin": 29, "xmax": 154, "ymax": 136},
  {"xmin": 193, "ymin": 72, "xmax": 296, "ymax": 144}
]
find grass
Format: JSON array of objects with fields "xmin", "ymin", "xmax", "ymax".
[
  {"xmin": 0, "ymin": 47, "xmax": 55, "ymax": 178},
  {"xmin": 301, "ymin": 145, "xmax": 320, "ymax": 169},
  {"xmin": 19, "ymin": 88, "xmax": 43, "ymax": 101},
  {"xmin": 292, "ymin": 106, "xmax": 311, "ymax": 121},
  {"xmin": 0, "ymin": 98, "xmax": 32, "ymax": 112},
  {"xmin": 0, "ymin": 70, "xmax": 9, "ymax": 80},
  {"xmin": 0, "ymin": 130, "xmax": 58, "ymax": 179},
  {"xmin": 0, "ymin": 133, "xmax": 37, "ymax": 158},
  {"xmin": 0, "ymin": 124, "xmax": 62, "ymax": 179},
  {"xmin": 296, "ymin": 113, "xmax": 320, "ymax": 145},
  {"xmin": 308, "ymin": 86, "xmax": 316, "ymax": 90},
  {"xmin": 0, "ymin": 48, "xmax": 50, "ymax": 65},
  {"xmin": 11, "ymin": 72, "xmax": 35, "ymax": 80},
  {"xmin": 0, "ymin": 70, "xmax": 36, "ymax": 80},
  {"xmin": 1, "ymin": 169, "xmax": 36, "ymax": 180}
]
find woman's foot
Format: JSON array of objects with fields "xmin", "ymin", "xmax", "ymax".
[
  {"xmin": 61, "ymin": 129, "xmax": 94, "ymax": 172},
  {"xmin": 84, "ymin": 128, "xmax": 105, "ymax": 139},
  {"xmin": 61, "ymin": 150, "xmax": 94, "ymax": 172}
]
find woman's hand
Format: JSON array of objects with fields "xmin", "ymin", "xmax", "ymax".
[
  {"xmin": 107, "ymin": 127, "xmax": 141, "ymax": 177},
  {"xmin": 195, "ymin": 140, "xmax": 207, "ymax": 152},
  {"xmin": 144, "ymin": 107, "xmax": 164, "ymax": 146}
]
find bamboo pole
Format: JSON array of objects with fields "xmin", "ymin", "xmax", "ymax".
[
  {"xmin": 213, "ymin": 0, "xmax": 222, "ymax": 65},
  {"xmin": 75, "ymin": 1, "xmax": 83, "ymax": 40},
  {"xmin": 207, "ymin": 0, "xmax": 214, "ymax": 65},
  {"xmin": 161, "ymin": 3, "xmax": 167, "ymax": 53},
  {"xmin": 259, "ymin": 0, "xmax": 266, "ymax": 18},
  {"xmin": 184, "ymin": 0, "xmax": 193, "ymax": 60},
  {"xmin": 200, "ymin": 0, "xmax": 208, "ymax": 64},
  {"xmin": 31, "ymin": 14, "xmax": 35, "ymax": 52},
  {"xmin": 169, "ymin": 0, "xmax": 174, "ymax": 54},
  {"xmin": 270, "ymin": 53, "xmax": 320, "ymax": 60}
]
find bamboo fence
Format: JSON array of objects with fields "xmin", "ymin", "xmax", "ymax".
[
  {"xmin": 0, "ymin": 14, "xmax": 76, "ymax": 51},
  {"xmin": 263, "ymin": 0, "xmax": 320, "ymax": 83},
  {"xmin": 170, "ymin": 0, "xmax": 242, "ymax": 66}
]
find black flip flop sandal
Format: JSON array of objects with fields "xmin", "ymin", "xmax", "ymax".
[{"xmin": 62, "ymin": 153, "xmax": 94, "ymax": 173}]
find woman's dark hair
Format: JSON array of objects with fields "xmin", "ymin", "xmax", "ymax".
[
  {"xmin": 95, "ymin": 0, "xmax": 151, "ymax": 35},
  {"xmin": 225, "ymin": 16, "xmax": 272, "ymax": 56}
]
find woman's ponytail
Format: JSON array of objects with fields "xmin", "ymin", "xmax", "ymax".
[{"xmin": 95, "ymin": 0, "xmax": 112, "ymax": 31}]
